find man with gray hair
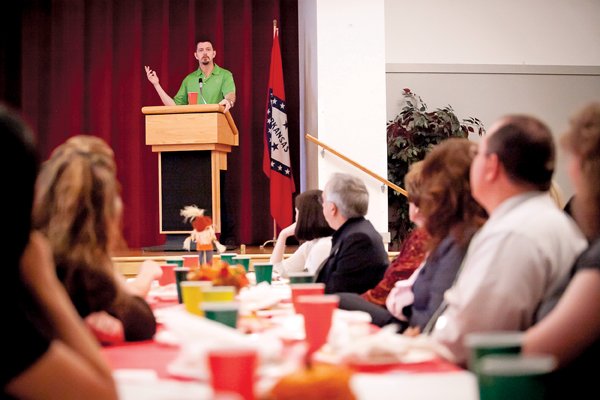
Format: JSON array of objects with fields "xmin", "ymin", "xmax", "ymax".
[{"xmin": 316, "ymin": 172, "xmax": 389, "ymax": 294}]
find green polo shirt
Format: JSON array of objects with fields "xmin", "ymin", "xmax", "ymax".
[{"xmin": 173, "ymin": 63, "xmax": 235, "ymax": 105}]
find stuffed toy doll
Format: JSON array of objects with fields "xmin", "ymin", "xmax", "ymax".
[{"xmin": 180, "ymin": 205, "xmax": 226, "ymax": 264}]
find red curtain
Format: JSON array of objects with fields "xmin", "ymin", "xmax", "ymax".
[{"xmin": 3, "ymin": 0, "xmax": 299, "ymax": 248}]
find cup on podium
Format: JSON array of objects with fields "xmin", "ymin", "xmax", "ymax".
[{"xmin": 187, "ymin": 92, "xmax": 198, "ymax": 104}]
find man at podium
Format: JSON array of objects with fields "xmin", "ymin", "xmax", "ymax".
[
  {"xmin": 144, "ymin": 39, "xmax": 238, "ymax": 249},
  {"xmin": 145, "ymin": 39, "xmax": 236, "ymax": 113}
]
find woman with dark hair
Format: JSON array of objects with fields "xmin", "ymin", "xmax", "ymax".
[
  {"xmin": 339, "ymin": 138, "xmax": 487, "ymax": 331},
  {"xmin": 270, "ymin": 189, "xmax": 334, "ymax": 277},
  {"xmin": 1, "ymin": 106, "xmax": 117, "ymax": 399},
  {"xmin": 523, "ymin": 102, "xmax": 600, "ymax": 398}
]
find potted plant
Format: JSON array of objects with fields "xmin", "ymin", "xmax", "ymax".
[{"xmin": 387, "ymin": 88, "xmax": 485, "ymax": 249}]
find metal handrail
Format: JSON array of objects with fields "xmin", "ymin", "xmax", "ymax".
[{"xmin": 305, "ymin": 133, "xmax": 408, "ymax": 197}]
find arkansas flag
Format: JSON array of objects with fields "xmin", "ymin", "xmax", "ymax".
[{"xmin": 263, "ymin": 23, "xmax": 295, "ymax": 229}]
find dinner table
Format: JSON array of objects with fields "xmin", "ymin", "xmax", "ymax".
[{"xmin": 102, "ymin": 279, "xmax": 479, "ymax": 400}]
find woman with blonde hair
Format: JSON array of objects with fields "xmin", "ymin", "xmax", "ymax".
[{"xmin": 34, "ymin": 135, "xmax": 160, "ymax": 343}]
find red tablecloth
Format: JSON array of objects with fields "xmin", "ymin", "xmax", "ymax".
[{"xmin": 103, "ymin": 295, "xmax": 462, "ymax": 380}]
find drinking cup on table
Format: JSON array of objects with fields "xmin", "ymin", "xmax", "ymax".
[
  {"xmin": 253, "ymin": 262, "xmax": 273, "ymax": 285},
  {"xmin": 158, "ymin": 264, "xmax": 176, "ymax": 286},
  {"xmin": 287, "ymin": 271, "xmax": 315, "ymax": 284},
  {"xmin": 173, "ymin": 267, "xmax": 190, "ymax": 304},
  {"xmin": 165, "ymin": 257, "xmax": 184, "ymax": 267},
  {"xmin": 477, "ymin": 354, "xmax": 556, "ymax": 400},
  {"xmin": 203, "ymin": 301, "xmax": 240, "ymax": 329},
  {"xmin": 290, "ymin": 283, "xmax": 325, "ymax": 310},
  {"xmin": 181, "ymin": 281, "xmax": 213, "ymax": 316},
  {"xmin": 232, "ymin": 255, "xmax": 251, "ymax": 272},
  {"xmin": 187, "ymin": 92, "xmax": 198, "ymax": 104},
  {"xmin": 202, "ymin": 286, "xmax": 236, "ymax": 302},
  {"xmin": 207, "ymin": 346, "xmax": 258, "ymax": 400},
  {"xmin": 219, "ymin": 253, "xmax": 237, "ymax": 265},
  {"xmin": 294, "ymin": 294, "xmax": 340, "ymax": 356},
  {"xmin": 464, "ymin": 331, "xmax": 524, "ymax": 374},
  {"xmin": 182, "ymin": 254, "xmax": 199, "ymax": 268}
]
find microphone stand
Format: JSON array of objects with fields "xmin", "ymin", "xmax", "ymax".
[{"xmin": 199, "ymin": 78, "xmax": 207, "ymax": 104}]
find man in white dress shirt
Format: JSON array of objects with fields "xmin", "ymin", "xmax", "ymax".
[{"xmin": 431, "ymin": 114, "xmax": 587, "ymax": 365}]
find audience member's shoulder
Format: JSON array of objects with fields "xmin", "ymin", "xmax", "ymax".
[{"xmin": 575, "ymin": 238, "xmax": 600, "ymax": 270}]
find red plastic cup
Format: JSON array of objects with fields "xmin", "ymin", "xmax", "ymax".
[
  {"xmin": 158, "ymin": 264, "xmax": 176, "ymax": 286},
  {"xmin": 208, "ymin": 347, "xmax": 258, "ymax": 400},
  {"xmin": 187, "ymin": 92, "xmax": 198, "ymax": 104},
  {"xmin": 294, "ymin": 294, "xmax": 339, "ymax": 356},
  {"xmin": 182, "ymin": 255, "xmax": 199, "ymax": 268},
  {"xmin": 290, "ymin": 283, "xmax": 326, "ymax": 310}
]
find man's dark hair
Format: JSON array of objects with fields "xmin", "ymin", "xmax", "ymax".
[
  {"xmin": 487, "ymin": 115, "xmax": 555, "ymax": 191},
  {"xmin": 195, "ymin": 38, "xmax": 214, "ymax": 49}
]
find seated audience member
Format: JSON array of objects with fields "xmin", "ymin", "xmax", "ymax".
[
  {"xmin": 1, "ymin": 106, "xmax": 117, "ymax": 399},
  {"xmin": 361, "ymin": 161, "xmax": 430, "ymax": 306},
  {"xmin": 316, "ymin": 173, "xmax": 389, "ymax": 294},
  {"xmin": 339, "ymin": 139, "xmax": 487, "ymax": 329},
  {"xmin": 430, "ymin": 114, "xmax": 588, "ymax": 365},
  {"xmin": 523, "ymin": 102, "xmax": 600, "ymax": 399},
  {"xmin": 34, "ymin": 135, "xmax": 160, "ymax": 344},
  {"xmin": 270, "ymin": 189, "xmax": 334, "ymax": 277}
]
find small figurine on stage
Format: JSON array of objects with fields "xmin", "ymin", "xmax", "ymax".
[{"xmin": 180, "ymin": 205, "xmax": 226, "ymax": 265}]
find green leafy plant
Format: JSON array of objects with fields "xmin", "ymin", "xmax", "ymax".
[{"xmin": 387, "ymin": 88, "xmax": 485, "ymax": 249}]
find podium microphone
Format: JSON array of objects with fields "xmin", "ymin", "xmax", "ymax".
[{"xmin": 198, "ymin": 77, "xmax": 207, "ymax": 104}]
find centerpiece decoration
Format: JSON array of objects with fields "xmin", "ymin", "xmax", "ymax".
[{"xmin": 186, "ymin": 260, "xmax": 249, "ymax": 292}]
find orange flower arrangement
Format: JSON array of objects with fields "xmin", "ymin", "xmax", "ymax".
[{"xmin": 187, "ymin": 260, "xmax": 249, "ymax": 292}]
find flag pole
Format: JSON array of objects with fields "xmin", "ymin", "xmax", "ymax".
[
  {"xmin": 261, "ymin": 19, "xmax": 279, "ymax": 249},
  {"xmin": 261, "ymin": 219, "xmax": 277, "ymax": 249}
]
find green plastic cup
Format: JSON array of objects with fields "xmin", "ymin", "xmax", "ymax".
[
  {"xmin": 287, "ymin": 271, "xmax": 315, "ymax": 284},
  {"xmin": 232, "ymin": 255, "xmax": 251, "ymax": 272},
  {"xmin": 203, "ymin": 301, "xmax": 239, "ymax": 329},
  {"xmin": 165, "ymin": 257, "xmax": 184, "ymax": 267},
  {"xmin": 173, "ymin": 267, "xmax": 190, "ymax": 304},
  {"xmin": 464, "ymin": 331, "xmax": 523, "ymax": 374},
  {"xmin": 253, "ymin": 262, "xmax": 273, "ymax": 285},
  {"xmin": 219, "ymin": 253, "xmax": 237, "ymax": 265},
  {"xmin": 478, "ymin": 354, "xmax": 556, "ymax": 400}
]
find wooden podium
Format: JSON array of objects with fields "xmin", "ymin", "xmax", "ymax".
[{"xmin": 142, "ymin": 104, "xmax": 239, "ymax": 239}]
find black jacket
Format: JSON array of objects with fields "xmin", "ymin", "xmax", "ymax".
[{"xmin": 316, "ymin": 217, "xmax": 388, "ymax": 294}]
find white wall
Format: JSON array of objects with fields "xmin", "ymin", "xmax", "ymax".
[
  {"xmin": 299, "ymin": 0, "xmax": 389, "ymax": 235},
  {"xmin": 385, "ymin": 0, "xmax": 600, "ymax": 66},
  {"xmin": 298, "ymin": 0, "xmax": 600, "ymax": 232},
  {"xmin": 384, "ymin": 0, "xmax": 600, "ymax": 200}
]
